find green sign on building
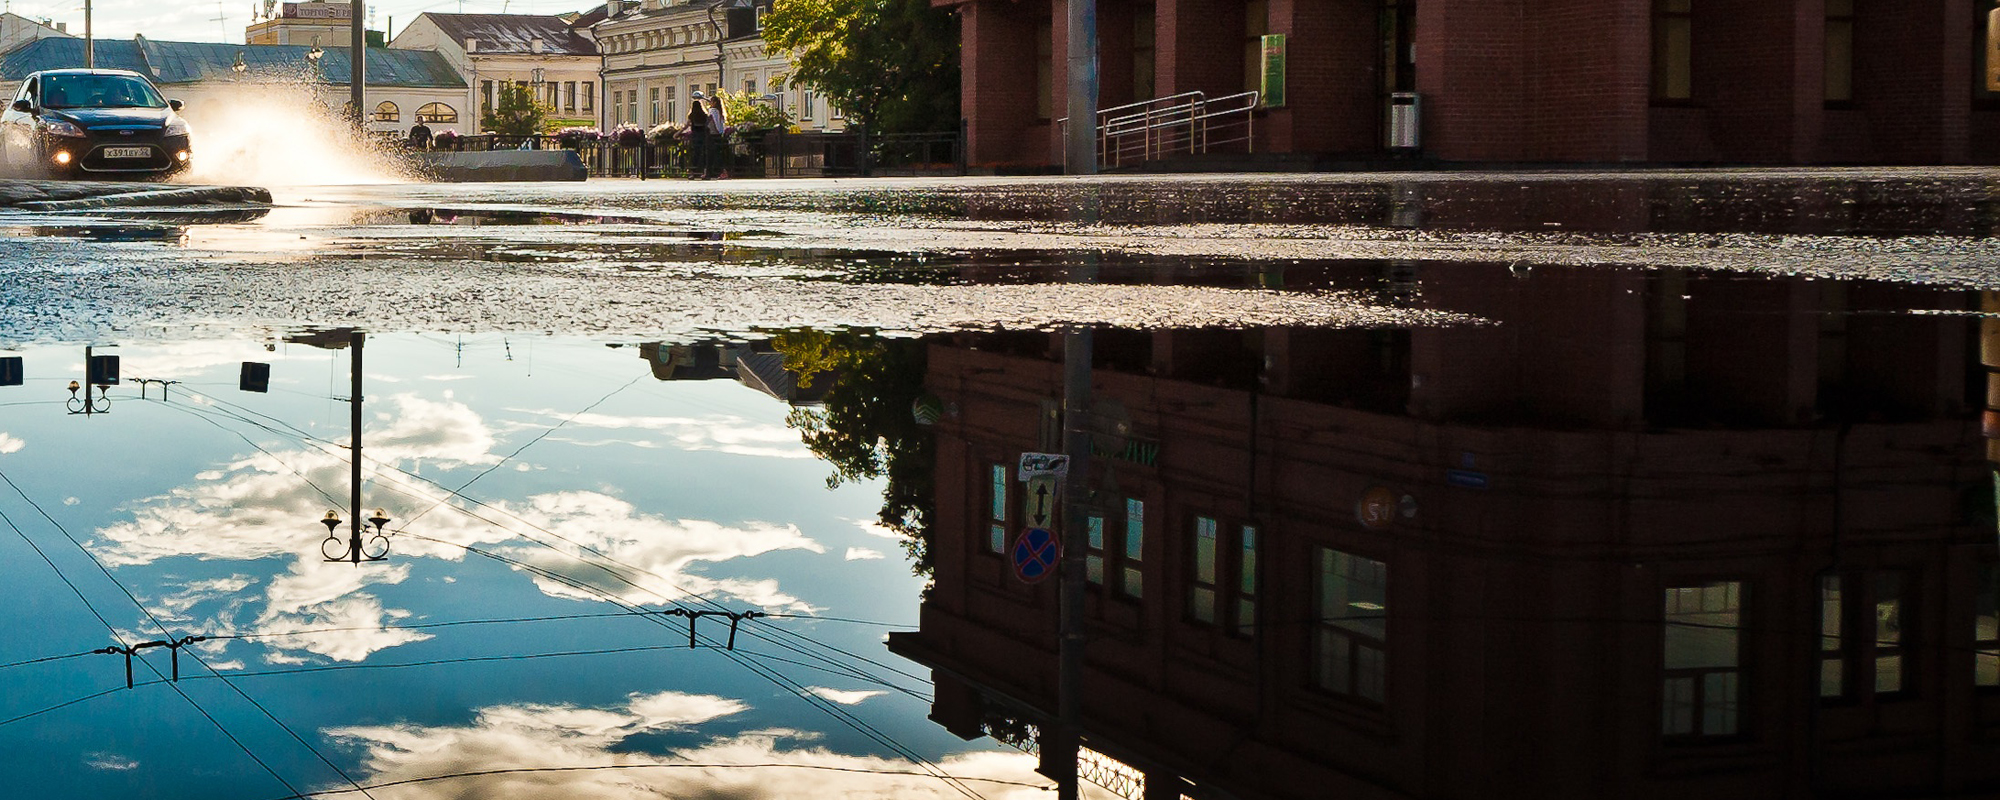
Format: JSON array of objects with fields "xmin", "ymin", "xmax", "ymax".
[{"xmin": 1261, "ymin": 34, "xmax": 1288, "ymax": 108}]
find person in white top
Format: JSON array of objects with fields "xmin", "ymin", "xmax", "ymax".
[{"xmin": 705, "ymin": 96, "xmax": 730, "ymax": 179}]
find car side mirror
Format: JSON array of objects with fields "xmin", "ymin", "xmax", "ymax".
[
  {"xmin": 168, "ymin": 99, "xmax": 183, "ymax": 112},
  {"xmin": 10, "ymin": 99, "xmax": 29, "ymax": 113}
]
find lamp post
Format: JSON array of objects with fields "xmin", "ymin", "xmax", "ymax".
[
  {"xmin": 83, "ymin": 0, "xmax": 92, "ymax": 68},
  {"xmin": 349, "ymin": 0, "xmax": 365, "ymax": 127},
  {"xmin": 706, "ymin": 0, "xmax": 754, "ymax": 93},
  {"xmin": 314, "ymin": 330, "xmax": 393, "ymax": 566},
  {"xmin": 66, "ymin": 345, "xmax": 115, "ymax": 416}
]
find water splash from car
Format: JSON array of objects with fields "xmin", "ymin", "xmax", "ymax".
[{"xmin": 170, "ymin": 83, "xmax": 418, "ymax": 187}]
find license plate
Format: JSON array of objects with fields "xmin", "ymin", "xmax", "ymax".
[{"xmin": 102, "ymin": 146, "xmax": 151, "ymax": 159}]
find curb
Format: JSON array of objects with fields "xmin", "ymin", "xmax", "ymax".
[{"xmin": 15, "ymin": 186, "xmax": 274, "ymax": 211}]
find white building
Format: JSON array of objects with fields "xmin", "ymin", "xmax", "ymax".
[
  {"xmin": 389, "ymin": 13, "xmax": 601, "ymax": 134},
  {"xmin": 594, "ymin": 0, "xmax": 841, "ymax": 133},
  {"xmin": 0, "ymin": 12, "xmax": 74, "ymax": 56}
]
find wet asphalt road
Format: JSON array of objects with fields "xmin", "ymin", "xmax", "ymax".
[{"xmin": 4, "ymin": 169, "xmax": 2000, "ymax": 343}]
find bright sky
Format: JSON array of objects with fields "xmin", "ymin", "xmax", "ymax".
[{"xmin": 5, "ymin": 0, "xmax": 594, "ymax": 45}]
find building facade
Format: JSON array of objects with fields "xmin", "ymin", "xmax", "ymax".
[
  {"xmin": 888, "ymin": 232, "xmax": 2000, "ymax": 796},
  {"xmin": 595, "ymin": 0, "xmax": 843, "ymax": 133},
  {"xmin": 940, "ymin": 0, "xmax": 2000, "ymax": 169},
  {"xmin": 0, "ymin": 13, "xmax": 74, "ymax": 56},
  {"xmin": 246, "ymin": 0, "xmax": 359, "ymax": 47},
  {"xmin": 389, "ymin": 13, "xmax": 601, "ymax": 134}
]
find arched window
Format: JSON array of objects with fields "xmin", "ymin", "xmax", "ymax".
[
  {"xmin": 372, "ymin": 101, "xmax": 399, "ymax": 122},
  {"xmin": 416, "ymin": 102, "xmax": 458, "ymax": 124}
]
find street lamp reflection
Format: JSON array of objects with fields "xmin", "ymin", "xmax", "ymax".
[{"xmin": 321, "ymin": 507, "xmax": 391, "ymax": 564}]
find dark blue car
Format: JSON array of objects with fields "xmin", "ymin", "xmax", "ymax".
[{"xmin": 1, "ymin": 69, "xmax": 192, "ymax": 178}]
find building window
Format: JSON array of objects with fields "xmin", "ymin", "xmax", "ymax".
[
  {"xmin": 649, "ymin": 87, "xmax": 661, "ymax": 125},
  {"xmin": 1820, "ymin": 576, "xmax": 1845, "ymax": 698},
  {"xmin": 1085, "ymin": 514, "xmax": 1106, "ymax": 584},
  {"xmin": 664, "ymin": 86, "xmax": 677, "ymax": 127},
  {"xmin": 415, "ymin": 103, "xmax": 458, "ymax": 124},
  {"xmin": 1662, "ymin": 581, "xmax": 1741, "ymax": 738},
  {"xmin": 481, "ymin": 80, "xmax": 494, "ymax": 115},
  {"xmin": 756, "ymin": 4, "xmax": 768, "ymax": 29},
  {"xmin": 1873, "ymin": 573, "xmax": 1906, "ymax": 695},
  {"xmin": 1236, "ymin": 525, "xmax": 1258, "ymax": 635},
  {"xmin": 1242, "ymin": 0, "xmax": 1268, "ymax": 95},
  {"xmin": 1035, "ymin": 18, "xmax": 1053, "ymax": 119},
  {"xmin": 1190, "ymin": 516, "xmax": 1220, "ymax": 624},
  {"xmin": 1315, "ymin": 548, "xmax": 1387, "ymax": 703},
  {"xmin": 1825, "ymin": 0, "xmax": 1853, "ymax": 103},
  {"xmin": 1978, "ymin": 563, "xmax": 1999, "ymax": 687},
  {"xmin": 627, "ymin": 92, "xmax": 639, "ymax": 127},
  {"xmin": 372, "ymin": 100, "xmax": 399, "ymax": 122},
  {"xmin": 745, "ymin": 77, "xmax": 758, "ymax": 96},
  {"xmin": 564, "ymin": 81, "xmax": 577, "ymax": 112},
  {"xmin": 582, "ymin": 82, "xmax": 594, "ymax": 112},
  {"xmin": 987, "ymin": 464, "xmax": 1008, "ymax": 554},
  {"xmin": 611, "ymin": 90, "xmax": 623, "ymax": 125},
  {"xmin": 802, "ymin": 89, "xmax": 817, "ymax": 120},
  {"xmin": 1121, "ymin": 498, "xmax": 1144, "ymax": 599},
  {"xmin": 1652, "ymin": 0, "xmax": 1693, "ymax": 102}
]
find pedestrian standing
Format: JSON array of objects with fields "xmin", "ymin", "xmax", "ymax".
[
  {"xmin": 408, "ymin": 120, "xmax": 432, "ymax": 150},
  {"xmin": 707, "ymin": 94, "xmax": 730, "ymax": 179},
  {"xmin": 687, "ymin": 94, "xmax": 711, "ymax": 179}
]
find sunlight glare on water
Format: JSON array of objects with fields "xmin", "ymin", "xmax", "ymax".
[{"xmin": 173, "ymin": 84, "xmax": 414, "ymax": 187}]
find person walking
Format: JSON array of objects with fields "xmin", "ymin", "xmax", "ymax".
[
  {"xmin": 687, "ymin": 94, "xmax": 711, "ymax": 179},
  {"xmin": 706, "ymin": 92, "xmax": 730, "ymax": 179}
]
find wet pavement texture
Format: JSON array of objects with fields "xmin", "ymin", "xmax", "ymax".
[{"xmin": 0, "ymin": 170, "xmax": 1998, "ymax": 799}]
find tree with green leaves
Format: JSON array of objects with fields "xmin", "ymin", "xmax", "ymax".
[
  {"xmin": 762, "ymin": 0, "xmax": 961, "ymax": 134},
  {"xmin": 771, "ymin": 329, "xmax": 936, "ymax": 588},
  {"xmin": 481, "ymin": 82, "xmax": 546, "ymax": 136}
]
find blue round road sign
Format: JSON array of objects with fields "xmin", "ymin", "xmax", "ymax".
[{"xmin": 1011, "ymin": 526, "xmax": 1060, "ymax": 584}]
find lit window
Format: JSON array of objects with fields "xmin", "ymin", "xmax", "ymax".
[
  {"xmin": 1190, "ymin": 516, "xmax": 1219, "ymax": 624},
  {"xmin": 1236, "ymin": 525, "xmax": 1258, "ymax": 635},
  {"xmin": 987, "ymin": 464, "xmax": 1007, "ymax": 554},
  {"xmin": 1315, "ymin": 548, "xmax": 1387, "ymax": 703},
  {"xmin": 415, "ymin": 102, "xmax": 457, "ymax": 124},
  {"xmin": 372, "ymin": 100, "xmax": 399, "ymax": 122},
  {"xmin": 1121, "ymin": 498, "xmax": 1144, "ymax": 599},
  {"xmin": 1874, "ymin": 573, "xmax": 1905, "ymax": 695},
  {"xmin": 1821, "ymin": 576, "xmax": 1845, "ymax": 698},
  {"xmin": 1662, "ymin": 581, "xmax": 1741, "ymax": 737}
]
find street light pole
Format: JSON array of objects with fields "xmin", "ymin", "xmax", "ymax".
[
  {"xmin": 83, "ymin": 0, "xmax": 92, "ymax": 68},
  {"xmin": 349, "ymin": 0, "xmax": 365, "ymax": 127},
  {"xmin": 350, "ymin": 329, "xmax": 363, "ymax": 558},
  {"xmin": 1063, "ymin": 0, "xmax": 1098, "ymax": 174}
]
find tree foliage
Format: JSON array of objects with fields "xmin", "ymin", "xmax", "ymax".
[
  {"xmin": 771, "ymin": 329, "xmax": 935, "ymax": 587},
  {"xmin": 481, "ymin": 82, "xmax": 546, "ymax": 136},
  {"xmin": 762, "ymin": 0, "xmax": 961, "ymax": 134}
]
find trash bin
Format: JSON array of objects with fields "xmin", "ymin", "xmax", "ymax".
[{"xmin": 1386, "ymin": 92, "xmax": 1421, "ymax": 150}]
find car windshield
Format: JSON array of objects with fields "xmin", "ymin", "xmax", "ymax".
[{"xmin": 40, "ymin": 74, "xmax": 166, "ymax": 110}]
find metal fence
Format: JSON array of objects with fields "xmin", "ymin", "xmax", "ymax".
[{"xmin": 418, "ymin": 126, "xmax": 965, "ymax": 180}]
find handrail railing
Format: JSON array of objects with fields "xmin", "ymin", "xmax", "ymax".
[{"xmin": 1063, "ymin": 90, "xmax": 1258, "ymax": 170}]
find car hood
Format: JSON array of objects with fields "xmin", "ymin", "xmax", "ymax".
[{"xmin": 50, "ymin": 107, "xmax": 169, "ymax": 130}]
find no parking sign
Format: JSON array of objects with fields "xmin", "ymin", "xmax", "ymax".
[{"xmin": 1010, "ymin": 526, "xmax": 1060, "ymax": 584}]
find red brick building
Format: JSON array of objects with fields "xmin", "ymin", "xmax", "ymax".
[
  {"xmin": 937, "ymin": 0, "xmax": 2000, "ymax": 169},
  {"xmin": 889, "ymin": 264, "xmax": 2000, "ymax": 798}
]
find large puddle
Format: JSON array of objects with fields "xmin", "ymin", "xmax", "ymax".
[{"xmin": 0, "ymin": 173, "xmax": 1997, "ymax": 799}]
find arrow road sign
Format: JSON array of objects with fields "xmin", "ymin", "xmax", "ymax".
[{"xmin": 1024, "ymin": 475, "xmax": 1057, "ymax": 528}]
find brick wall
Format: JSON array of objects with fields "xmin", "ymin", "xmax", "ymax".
[
  {"xmin": 958, "ymin": 0, "xmax": 1043, "ymax": 167},
  {"xmin": 1266, "ymin": 0, "xmax": 1378, "ymax": 154},
  {"xmin": 1156, "ymin": 0, "xmax": 1245, "ymax": 99},
  {"xmin": 1418, "ymin": 0, "xmax": 1526, "ymax": 161},
  {"xmin": 1851, "ymin": 0, "xmax": 1970, "ymax": 164},
  {"xmin": 1525, "ymin": 0, "xmax": 1651, "ymax": 161}
]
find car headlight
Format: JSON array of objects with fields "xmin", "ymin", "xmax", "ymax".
[
  {"xmin": 164, "ymin": 117, "xmax": 190, "ymax": 137},
  {"xmin": 44, "ymin": 119, "xmax": 85, "ymax": 138}
]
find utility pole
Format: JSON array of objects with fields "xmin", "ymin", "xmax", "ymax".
[
  {"xmin": 349, "ymin": 0, "xmax": 365, "ymax": 126},
  {"xmin": 1054, "ymin": 325, "xmax": 1093, "ymax": 800},
  {"xmin": 1063, "ymin": 0, "xmax": 1099, "ymax": 174},
  {"xmin": 83, "ymin": 0, "xmax": 93, "ymax": 68}
]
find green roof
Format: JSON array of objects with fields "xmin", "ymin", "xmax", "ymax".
[{"xmin": 0, "ymin": 37, "xmax": 466, "ymax": 89}]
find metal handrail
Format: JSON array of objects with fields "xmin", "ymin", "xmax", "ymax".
[{"xmin": 1083, "ymin": 90, "xmax": 1258, "ymax": 169}]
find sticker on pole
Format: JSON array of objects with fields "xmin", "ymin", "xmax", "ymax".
[
  {"xmin": 1017, "ymin": 452, "xmax": 1070, "ymax": 482},
  {"xmin": 1011, "ymin": 526, "xmax": 1060, "ymax": 584}
]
